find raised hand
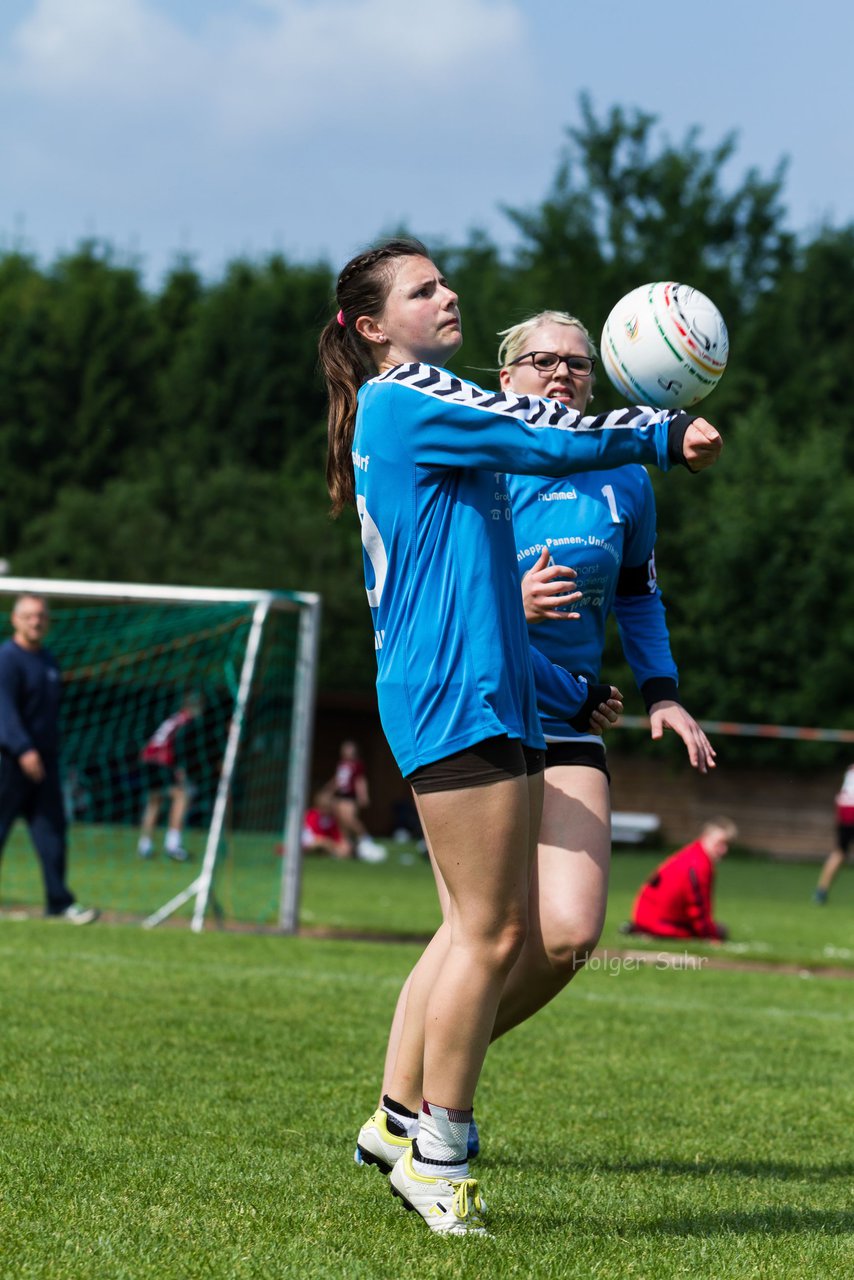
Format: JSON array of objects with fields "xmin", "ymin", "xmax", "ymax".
[{"xmin": 521, "ymin": 547, "xmax": 582, "ymax": 622}]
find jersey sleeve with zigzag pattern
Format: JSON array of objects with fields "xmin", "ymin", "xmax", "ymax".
[{"xmin": 372, "ymin": 363, "xmax": 687, "ymax": 475}]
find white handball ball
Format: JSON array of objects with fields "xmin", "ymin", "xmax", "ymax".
[{"xmin": 600, "ymin": 281, "xmax": 729, "ymax": 409}]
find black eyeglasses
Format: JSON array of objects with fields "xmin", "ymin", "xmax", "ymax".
[{"xmin": 508, "ymin": 351, "xmax": 596, "ymax": 377}]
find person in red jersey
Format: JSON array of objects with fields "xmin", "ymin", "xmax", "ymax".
[
  {"xmin": 302, "ymin": 788, "xmax": 352, "ymax": 859},
  {"xmin": 624, "ymin": 817, "xmax": 736, "ymax": 940},
  {"xmin": 136, "ymin": 694, "xmax": 203, "ymax": 863},
  {"xmin": 328, "ymin": 739, "xmax": 385, "ymax": 861}
]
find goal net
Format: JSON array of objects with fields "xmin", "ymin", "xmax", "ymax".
[{"xmin": 0, "ymin": 578, "xmax": 321, "ymax": 931}]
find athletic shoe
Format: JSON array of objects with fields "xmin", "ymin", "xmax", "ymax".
[
  {"xmin": 165, "ymin": 846, "xmax": 190, "ymax": 863},
  {"xmin": 355, "ymin": 1110, "xmax": 413, "ymax": 1174},
  {"xmin": 467, "ymin": 1117, "xmax": 480, "ymax": 1160},
  {"xmin": 813, "ymin": 888, "xmax": 828, "ymax": 905},
  {"xmin": 138, "ymin": 847, "xmax": 154, "ymax": 860},
  {"xmin": 356, "ymin": 838, "xmax": 387, "ymax": 864},
  {"xmin": 389, "ymin": 1149, "xmax": 487, "ymax": 1235},
  {"xmin": 56, "ymin": 903, "xmax": 100, "ymax": 925}
]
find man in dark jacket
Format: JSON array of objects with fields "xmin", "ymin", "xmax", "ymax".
[{"xmin": 0, "ymin": 594, "xmax": 98, "ymax": 922}]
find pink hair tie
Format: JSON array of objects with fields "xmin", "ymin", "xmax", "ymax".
[{"xmin": 336, "ymin": 309, "xmax": 345, "ymax": 327}]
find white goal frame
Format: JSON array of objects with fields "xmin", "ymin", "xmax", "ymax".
[{"xmin": 0, "ymin": 577, "xmax": 321, "ymax": 934}]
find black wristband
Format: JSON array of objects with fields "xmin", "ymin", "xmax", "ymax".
[
  {"xmin": 568, "ymin": 682, "xmax": 614, "ymax": 732},
  {"xmin": 666, "ymin": 412, "xmax": 698, "ymax": 469},
  {"xmin": 641, "ymin": 677, "xmax": 679, "ymax": 711}
]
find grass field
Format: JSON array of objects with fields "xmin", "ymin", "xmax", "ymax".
[
  {"xmin": 2, "ymin": 823, "xmax": 854, "ymax": 973},
  {"xmin": 1, "ymin": 849, "xmax": 852, "ymax": 1278}
]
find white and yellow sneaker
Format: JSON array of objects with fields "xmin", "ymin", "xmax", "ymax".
[
  {"xmin": 355, "ymin": 1110, "xmax": 413, "ymax": 1175},
  {"xmin": 389, "ymin": 1149, "xmax": 487, "ymax": 1235}
]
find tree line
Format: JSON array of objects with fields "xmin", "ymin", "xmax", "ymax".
[{"xmin": 1, "ymin": 100, "xmax": 851, "ymax": 766}]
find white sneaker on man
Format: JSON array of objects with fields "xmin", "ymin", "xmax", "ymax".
[{"xmin": 56, "ymin": 904, "xmax": 100, "ymax": 925}]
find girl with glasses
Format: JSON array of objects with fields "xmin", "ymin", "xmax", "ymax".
[{"xmin": 495, "ymin": 309, "xmax": 715, "ymax": 1027}]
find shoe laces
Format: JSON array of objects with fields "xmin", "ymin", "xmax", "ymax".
[{"xmin": 451, "ymin": 1177, "xmax": 484, "ymax": 1224}]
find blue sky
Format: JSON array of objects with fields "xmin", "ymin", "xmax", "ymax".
[{"xmin": 0, "ymin": 0, "xmax": 851, "ymax": 286}]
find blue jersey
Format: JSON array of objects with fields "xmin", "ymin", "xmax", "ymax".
[
  {"xmin": 352, "ymin": 364, "xmax": 688, "ymax": 776},
  {"xmin": 508, "ymin": 464, "xmax": 678, "ymax": 743}
]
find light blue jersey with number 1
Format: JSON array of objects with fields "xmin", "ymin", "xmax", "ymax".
[
  {"xmin": 509, "ymin": 464, "xmax": 679, "ymax": 744},
  {"xmin": 352, "ymin": 363, "xmax": 689, "ymax": 778}
]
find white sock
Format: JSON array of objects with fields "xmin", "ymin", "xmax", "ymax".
[
  {"xmin": 138, "ymin": 836, "xmax": 153, "ymax": 855},
  {"xmin": 412, "ymin": 1100, "xmax": 471, "ymax": 1179},
  {"xmin": 165, "ymin": 828, "xmax": 182, "ymax": 853},
  {"xmin": 382, "ymin": 1095, "xmax": 419, "ymax": 1138}
]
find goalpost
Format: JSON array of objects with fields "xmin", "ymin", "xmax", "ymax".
[{"xmin": 0, "ymin": 578, "xmax": 321, "ymax": 933}]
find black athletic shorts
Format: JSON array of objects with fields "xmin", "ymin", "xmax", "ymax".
[
  {"xmin": 837, "ymin": 823, "xmax": 854, "ymax": 857},
  {"xmin": 407, "ymin": 735, "xmax": 545, "ymax": 796},
  {"xmin": 544, "ymin": 739, "xmax": 610, "ymax": 782},
  {"xmin": 141, "ymin": 762, "xmax": 178, "ymax": 792}
]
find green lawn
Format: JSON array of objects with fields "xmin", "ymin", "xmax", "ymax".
[
  {"xmin": 0, "ymin": 919, "xmax": 851, "ymax": 1279},
  {"xmin": 2, "ymin": 830, "xmax": 853, "ymax": 974},
  {"xmin": 296, "ymin": 847, "xmax": 854, "ymax": 972}
]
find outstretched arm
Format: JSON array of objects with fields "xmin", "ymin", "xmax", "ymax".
[{"xmin": 383, "ymin": 366, "xmax": 722, "ymax": 475}]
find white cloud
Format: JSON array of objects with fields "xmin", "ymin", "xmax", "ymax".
[
  {"xmin": 0, "ymin": 0, "xmax": 550, "ymax": 276},
  {"xmin": 6, "ymin": 0, "xmax": 534, "ymax": 143},
  {"xmin": 208, "ymin": 0, "xmax": 528, "ymax": 140},
  {"xmin": 10, "ymin": 0, "xmax": 203, "ymax": 105}
]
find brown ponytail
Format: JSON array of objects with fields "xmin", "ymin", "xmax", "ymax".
[{"xmin": 319, "ymin": 237, "xmax": 429, "ymax": 515}]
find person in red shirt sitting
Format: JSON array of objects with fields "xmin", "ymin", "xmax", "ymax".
[
  {"xmin": 623, "ymin": 817, "xmax": 736, "ymax": 941},
  {"xmin": 302, "ymin": 788, "xmax": 353, "ymax": 859}
]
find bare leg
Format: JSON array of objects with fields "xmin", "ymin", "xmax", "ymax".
[
  {"xmin": 382, "ymin": 773, "xmax": 541, "ymax": 1109},
  {"xmin": 816, "ymin": 847, "xmax": 846, "ymax": 897},
  {"xmin": 492, "ymin": 765, "xmax": 610, "ymax": 1038},
  {"xmin": 140, "ymin": 792, "xmax": 162, "ymax": 840},
  {"xmin": 377, "ymin": 804, "xmax": 443, "ymax": 1107},
  {"xmin": 167, "ymin": 784, "xmax": 190, "ymax": 834},
  {"xmin": 417, "ymin": 764, "xmax": 609, "ymax": 1041},
  {"xmin": 388, "ymin": 773, "xmax": 536, "ymax": 1113},
  {"xmin": 385, "ymin": 923, "xmax": 451, "ymax": 1110},
  {"xmin": 379, "ymin": 972, "xmax": 412, "ymax": 1104},
  {"xmin": 334, "ymin": 797, "xmax": 367, "ymax": 842}
]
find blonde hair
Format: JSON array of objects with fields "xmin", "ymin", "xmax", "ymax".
[
  {"xmin": 496, "ymin": 310, "xmax": 597, "ymax": 370},
  {"xmin": 701, "ymin": 817, "xmax": 738, "ymax": 840}
]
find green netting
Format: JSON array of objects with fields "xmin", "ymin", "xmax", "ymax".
[{"xmin": 0, "ymin": 595, "xmax": 307, "ymax": 926}]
